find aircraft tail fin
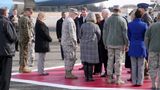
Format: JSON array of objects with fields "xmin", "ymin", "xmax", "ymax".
[{"xmin": 0, "ymin": 0, "xmax": 13, "ymax": 9}]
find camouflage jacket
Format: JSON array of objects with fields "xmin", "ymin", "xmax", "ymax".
[
  {"xmin": 61, "ymin": 17, "xmax": 77, "ymax": 46},
  {"xmin": 19, "ymin": 15, "xmax": 34, "ymax": 44}
]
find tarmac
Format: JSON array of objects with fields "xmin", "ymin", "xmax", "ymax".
[{"xmin": 10, "ymin": 12, "xmax": 81, "ymax": 90}]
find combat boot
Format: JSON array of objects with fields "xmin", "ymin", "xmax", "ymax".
[
  {"xmin": 151, "ymin": 77, "xmax": 157, "ymax": 89},
  {"xmin": 65, "ymin": 70, "xmax": 78, "ymax": 79},
  {"xmin": 107, "ymin": 75, "xmax": 115, "ymax": 84},
  {"xmin": 19, "ymin": 66, "xmax": 31, "ymax": 73},
  {"xmin": 116, "ymin": 75, "xmax": 125, "ymax": 85}
]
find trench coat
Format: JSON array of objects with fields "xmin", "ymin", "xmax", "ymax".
[{"xmin": 80, "ymin": 22, "xmax": 101, "ymax": 64}]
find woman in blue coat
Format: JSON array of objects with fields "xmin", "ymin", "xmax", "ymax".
[{"xmin": 128, "ymin": 9, "xmax": 148, "ymax": 86}]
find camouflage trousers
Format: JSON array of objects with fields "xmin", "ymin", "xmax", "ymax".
[
  {"xmin": 28, "ymin": 41, "xmax": 35, "ymax": 66},
  {"xmin": 148, "ymin": 52, "xmax": 160, "ymax": 81},
  {"xmin": 62, "ymin": 45, "xmax": 77, "ymax": 71},
  {"xmin": 107, "ymin": 48, "xmax": 124, "ymax": 76},
  {"xmin": 19, "ymin": 43, "xmax": 29, "ymax": 66}
]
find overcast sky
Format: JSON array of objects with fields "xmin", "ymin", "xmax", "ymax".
[{"xmin": 95, "ymin": 0, "xmax": 153, "ymax": 7}]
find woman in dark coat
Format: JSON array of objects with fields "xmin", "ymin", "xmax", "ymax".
[
  {"xmin": 93, "ymin": 13, "xmax": 102, "ymax": 75},
  {"xmin": 35, "ymin": 12, "xmax": 52, "ymax": 76},
  {"xmin": 80, "ymin": 12, "xmax": 101, "ymax": 81}
]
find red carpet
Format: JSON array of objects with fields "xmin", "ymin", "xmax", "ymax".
[{"xmin": 12, "ymin": 65, "xmax": 152, "ymax": 90}]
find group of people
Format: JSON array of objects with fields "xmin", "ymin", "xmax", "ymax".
[
  {"xmin": 56, "ymin": 3, "xmax": 160, "ymax": 90},
  {"xmin": 0, "ymin": 7, "xmax": 52, "ymax": 90},
  {"xmin": 0, "ymin": 2, "xmax": 160, "ymax": 90},
  {"xmin": 16, "ymin": 8, "xmax": 52, "ymax": 76}
]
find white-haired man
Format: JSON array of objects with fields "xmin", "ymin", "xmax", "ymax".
[
  {"xmin": 98, "ymin": 8, "xmax": 111, "ymax": 77},
  {"xmin": 61, "ymin": 8, "xmax": 79, "ymax": 79}
]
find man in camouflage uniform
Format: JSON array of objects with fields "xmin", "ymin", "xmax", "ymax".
[
  {"xmin": 28, "ymin": 16, "xmax": 35, "ymax": 67},
  {"xmin": 19, "ymin": 8, "xmax": 33, "ymax": 73},
  {"xmin": 103, "ymin": 5, "xmax": 129, "ymax": 85},
  {"xmin": 145, "ymin": 13, "xmax": 160, "ymax": 90},
  {"xmin": 61, "ymin": 8, "xmax": 78, "ymax": 79}
]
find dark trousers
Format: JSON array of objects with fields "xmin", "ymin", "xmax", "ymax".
[
  {"xmin": 83, "ymin": 62, "xmax": 93, "ymax": 80},
  {"xmin": 60, "ymin": 45, "xmax": 64, "ymax": 60},
  {"xmin": 15, "ymin": 41, "xmax": 19, "ymax": 51},
  {"xmin": 94, "ymin": 63, "xmax": 102, "ymax": 74},
  {"xmin": 0, "ymin": 56, "xmax": 12, "ymax": 90}
]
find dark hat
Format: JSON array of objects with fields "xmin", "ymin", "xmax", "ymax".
[
  {"xmin": 137, "ymin": 3, "xmax": 149, "ymax": 9},
  {"xmin": 113, "ymin": 5, "xmax": 120, "ymax": 10}
]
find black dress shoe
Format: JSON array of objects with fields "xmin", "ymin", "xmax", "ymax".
[
  {"xmin": 86, "ymin": 78, "xmax": 95, "ymax": 82},
  {"xmin": 127, "ymin": 78, "xmax": 132, "ymax": 81},
  {"xmin": 78, "ymin": 66, "xmax": 84, "ymax": 70},
  {"xmin": 93, "ymin": 72, "xmax": 100, "ymax": 75},
  {"xmin": 39, "ymin": 72, "xmax": 49, "ymax": 76},
  {"xmin": 101, "ymin": 72, "xmax": 107, "ymax": 77}
]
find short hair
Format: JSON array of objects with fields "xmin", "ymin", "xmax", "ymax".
[
  {"xmin": 62, "ymin": 12, "xmax": 66, "ymax": 15},
  {"xmin": 86, "ymin": 12, "xmax": 96, "ymax": 23},
  {"xmin": 102, "ymin": 9, "xmax": 110, "ymax": 14},
  {"xmin": 0, "ymin": 7, "xmax": 8, "ymax": 15},
  {"xmin": 24, "ymin": 8, "xmax": 33, "ymax": 12},
  {"xmin": 37, "ymin": 12, "xmax": 45, "ymax": 20},
  {"xmin": 95, "ymin": 13, "xmax": 101, "ymax": 19},
  {"xmin": 81, "ymin": 7, "xmax": 87, "ymax": 11},
  {"xmin": 62, "ymin": 12, "xmax": 66, "ymax": 14},
  {"xmin": 13, "ymin": 8, "xmax": 17, "ymax": 11},
  {"xmin": 113, "ymin": 9, "xmax": 120, "ymax": 13},
  {"xmin": 135, "ymin": 9, "xmax": 142, "ymax": 18}
]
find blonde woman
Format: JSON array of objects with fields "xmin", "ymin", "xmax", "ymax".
[
  {"xmin": 80, "ymin": 12, "xmax": 101, "ymax": 81},
  {"xmin": 35, "ymin": 12, "xmax": 52, "ymax": 76}
]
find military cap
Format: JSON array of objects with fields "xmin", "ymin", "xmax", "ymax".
[
  {"xmin": 69, "ymin": 8, "xmax": 78, "ymax": 15},
  {"xmin": 137, "ymin": 3, "xmax": 149, "ymax": 9}
]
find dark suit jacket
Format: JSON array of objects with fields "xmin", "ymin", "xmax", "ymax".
[
  {"xmin": 56, "ymin": 18, "xmax": 63, "ymax": 39},
  {"xmin": 78, "ymin": 16, "xmax": 86, "ymax": 27},
  {"xmin": 35, "ymin": 20, "xmax": 52, "ymax": 53},
  {"xmin": 0, "ymin": 15, "xmax": 17, "ymax": 56},
  {"xmin": 97, "ymin": 20, "xmax": 108, "ymax": 62},
  {"xmin": 74, "ymin": 17, "xmax": 80, "ymax": 41}
]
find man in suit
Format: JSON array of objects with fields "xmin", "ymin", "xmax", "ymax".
[
  {"xmin": 79, "ymin": 7, "xmax": 88, "ymax": 27},
  {"xmin": 56, "ymin": 12, "xmax": 66, "ymax": 60},
  {"xmin": 98, "ymin": 9, "xmax": 111, "ymax": 77},
  {"xmin": 0, "ymin": 8, "xmax": 17, "ymax": 90},
  {"xmin": 9, "ymin": 9, "xmax": 19, "ymax": 51},
  {"xmin": 78, "ymin": 7, "xmax": 88, "ymax": 70}
]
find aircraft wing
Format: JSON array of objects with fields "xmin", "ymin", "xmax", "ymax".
[{"xmin": 35, "ymin": 0, "xmax": 108, "ymax": 6}]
